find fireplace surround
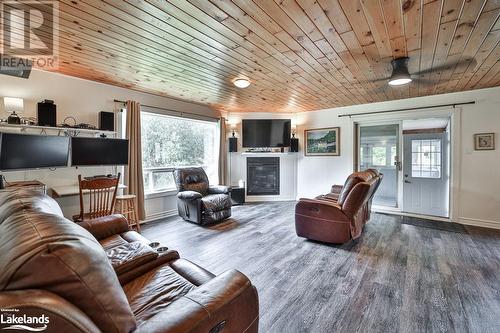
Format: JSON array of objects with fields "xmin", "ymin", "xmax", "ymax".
[{"xmin": 246, "ymin": 157, "xmax": 280, "ymax": 196}]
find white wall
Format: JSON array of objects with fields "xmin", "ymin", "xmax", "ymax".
[
  {"xmin": 0, "ymin": 69, "xmax": 218, "ymax": 220},
  {"xmin": 295, "ymin": 86, "xmax": 500, "ymax": 229}
]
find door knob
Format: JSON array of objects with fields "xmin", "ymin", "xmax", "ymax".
[{"xmin": 404, "ymin": 180, "xmax": 411, "ymax": 184}]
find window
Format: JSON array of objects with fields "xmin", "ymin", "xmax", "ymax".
[
  {"xmin": 411, "ymin": 139, "xmax": 441, "ymax": 178},
  {"xmin": 141, "ymin": 112, "xmax": 219, "ymax": 194},
  {"xmin": 372, "ymin": 146, "xmax": 387, "ymax": 166}
]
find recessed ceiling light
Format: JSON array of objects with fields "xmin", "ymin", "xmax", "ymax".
[{"xmin": 233, "ymin": 78, "xmax": 251, "ymax": 88}]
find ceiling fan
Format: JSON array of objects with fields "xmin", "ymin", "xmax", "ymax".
[{"xmin": 372, "ymin": 57, "xmax": 476, "ymax": 86}]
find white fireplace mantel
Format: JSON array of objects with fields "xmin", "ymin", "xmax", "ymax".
[{"xmin": 228, "ymin": 152, "xmax": 298, "ymax": 202}]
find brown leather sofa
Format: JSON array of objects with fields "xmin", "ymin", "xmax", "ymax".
[
  {"xmin": 0, "ymin": 189, "xmax": 259, "ymax": 333},
  {"xmin": 295, "ymin": 169, "xmax": 383, "ymax": 244}
]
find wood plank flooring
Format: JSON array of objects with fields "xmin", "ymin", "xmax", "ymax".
[{"xmin": 142, "ymin": 201, "xmax": 500, "ymax": 333}]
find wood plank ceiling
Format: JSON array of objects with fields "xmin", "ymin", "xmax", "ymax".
[{"xmin": 5, "ymin": 0, "xmax": 500, "ymax": 113}]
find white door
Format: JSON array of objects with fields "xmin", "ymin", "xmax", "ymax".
[{"xmin": 403, "ymin": 133, "xmax": 449, "ymax": 217}]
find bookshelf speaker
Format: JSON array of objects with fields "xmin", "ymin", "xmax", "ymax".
[
  {"xmin": 229, "ymin": 137, "xmax": 238, "ymax": 152},
  {"xmin": 99, "ymin": 111, "xmax": 115, "ymax": 131},
  {"xmin": 290, "ymin": 137, "xmax": 299, "ymax": 152}
]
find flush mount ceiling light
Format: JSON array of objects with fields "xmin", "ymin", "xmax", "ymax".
[
  {"xmin": 233, "ymin": 78, "xmax": 251, "ymax": 88},
  {"xmin": 388, "ymin": 57, "xmax": 412, "ymax": 86}
]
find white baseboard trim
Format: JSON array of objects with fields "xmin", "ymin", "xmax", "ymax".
[
  {"xmin": 458, "ymin": 217, "xmax": 500, "ymax": 230},
  {"xmin": 143, "ymin": 209, "xmax": 177, "ymax": 224},
  {"xmin": 374, "ymin": 209, "xmax": 452, "ymax": 222}
]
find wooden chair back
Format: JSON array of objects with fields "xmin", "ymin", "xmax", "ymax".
[{"xmin": 76, "ymin": 173, "xmax": 120, "ymax": 221}]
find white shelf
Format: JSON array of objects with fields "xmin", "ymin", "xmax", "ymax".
[{"xmin": 0, "ymin": 123, "xmax": 116, "ymax": 135}]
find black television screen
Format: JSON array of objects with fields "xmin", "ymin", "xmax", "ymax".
[
  {"xmin": 0, "ymin": 133, "xmax": 70, "ymax": 170},
  {"xmin": 242, "ymin": 119, "xmax": 291, "ymax": 148},
  {"xmin": 71, "ymin": 137, "xmax": 129, "ymax": 166}
]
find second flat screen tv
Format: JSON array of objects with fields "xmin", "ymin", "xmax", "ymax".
[
  {"xmin": 71, "ymin": 137, "xmax": 129, "ymax": 166},
  {"xmin": 242, "ymin": 119, "xmax": 291, "ymax": 148}
]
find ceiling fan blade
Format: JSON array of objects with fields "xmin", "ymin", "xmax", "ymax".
[
  {"xmin": 371, "ymin": 77, "xmax": 390, "ymax": 83},
  {"xmin": 358, "ymin": 77, "xmax": 390, "ymax": 83},
  {"xmin": 415, "ymin": 58, "xmax": 476, "ymax": 75},
  {"xmin": 412, "ymin": 78, "xmax": 435, "ymax": 85}
]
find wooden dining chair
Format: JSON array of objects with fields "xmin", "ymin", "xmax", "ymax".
[{"xmin": 73, "ymin": 173, "xmax": 121, "ymax": 222}]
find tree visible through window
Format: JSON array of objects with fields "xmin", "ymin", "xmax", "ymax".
[
  {"xmin": 141, "ymin": 112, "xmax": 218, "ymax": 194},
  {"xmin": 372, "ymin": 146, "xmax": 387, "ymax": 166}
]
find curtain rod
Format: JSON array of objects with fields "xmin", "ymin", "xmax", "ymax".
[
  {"xmin": 113, "ymin": 99, "xmax": 220, "ymax": 120},
  {"xmin": 337, "ymin": 101, "xmax": 475, "ymax": 118}
]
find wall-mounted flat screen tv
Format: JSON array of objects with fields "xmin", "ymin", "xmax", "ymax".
[
  {"xmin": 242, "ymin": 119, "xmax": 291, "ymax": 148},
  {"xmin": 71, "ymin": 137, "xmax": 129, "ymax": 166},
  {"xmin": 0, "ymin": 133, "xmax": 70, "ymax": 170}
]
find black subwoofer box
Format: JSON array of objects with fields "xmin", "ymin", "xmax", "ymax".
[
  {"xmin": 290, "ymin": 137, "xmax": 299, "ymax": 152},
  {"xmin": 37, "ymin": 100, "xmax": 57, "ymax": 127},
  {"xmin": 99, "ymin": 111, "xmax": 115, "ymax": 131},
  {"xmin": 230, "ymin": 187, "xmax": 245, "ymax": 205},
  {"xmin": 229, "ymin": 137, "xmax": 238, "ymax": 152}
]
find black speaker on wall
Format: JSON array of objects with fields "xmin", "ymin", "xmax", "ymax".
[
  {"xmin": 99, "ymin": 111, "xmax": 115, "ymax": 131},
  {"xmin": 290, "ymin": 136, "xmax": 299, "ymax": 152},
  {"xmin": 229, "ymin": 136, "xmax": 238, "ymax": 152},
  {"xmin": 37, "ymin": 100, "xmax": 57, "ymax": 127}
]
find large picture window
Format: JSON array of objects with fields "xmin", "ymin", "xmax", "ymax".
[{"xmin": 141, "ymin": 112, "xmax": 219, "ymax": 194}]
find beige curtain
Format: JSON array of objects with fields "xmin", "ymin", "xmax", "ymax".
[
  {"xmin": 125, "ymin": 100, "xmax": 146, "ymax": 220},
  {"xmin": 218, "ymin": 117, "xmax": 227, "ymax": 185}
]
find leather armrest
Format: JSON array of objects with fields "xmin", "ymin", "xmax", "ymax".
[
  {"xmin": 77, "ymin": 214, "xmax": 129, "ymax": 240},
  {"xmin": 330, "ymin": 184, "xmax": 343, "ymax": 194},
  {"xmin": 296, "ymin": 198, "xmax": 348, "ymax": 221},
  {"xmin": 135, "ymin": 270, "xmax": 259, "ymax": 333},
  {"xmin": 177, "ymin": 191, "xmax": 202, "ymax": 200},
  {"xmin": 0, "ymin": 290, "xmax": 101, "ymax": 333},
  {"xmin": 208, "ymin": 185, "xmax": 230, "ymax": 194}
]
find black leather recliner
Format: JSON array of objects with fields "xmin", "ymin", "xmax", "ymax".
[{"xmin": 173, "ymin": 167, "xmax": 232, "ymax": 225}]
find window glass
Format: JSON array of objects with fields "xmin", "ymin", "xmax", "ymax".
[
  {"xmin": 372, "ymin": 146, "xmax": 387, "ymax": 166},
  {"xmin": 411, "ymin": 139, "xmax": 441, "ymax": 178},
  {"xmin": 141, "ymin": 112, "xmax": 218, "ymax": 194}
]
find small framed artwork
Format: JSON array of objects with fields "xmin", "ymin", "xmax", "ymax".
[
  {"xmin": 305, "ymin": 127, "xmax": 340, "ymax": 156},
  {"xmin": 474, "ymin": 133, "xmax": 495, "ymax": 150}
]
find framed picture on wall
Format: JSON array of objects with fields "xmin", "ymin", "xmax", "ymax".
[
  {"xmin": 304, "ymin": 127, "xmax": 340, "ymax": 156},
  {"xmin": 474, "ymin": 133, "xmax": 495, "ymax": 150}
]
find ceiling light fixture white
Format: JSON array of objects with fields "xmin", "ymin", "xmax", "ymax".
[
  {"xmin": 388, "ymin": 57, "xmax": 412, "ymax": 86},
  {"xmin": 233, "ymin": 78, "xmax": 251, "ymax": 88}
]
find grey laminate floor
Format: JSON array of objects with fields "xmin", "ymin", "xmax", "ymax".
[{"xmin": 142, "ymin": 202, "xmax": 500, "ymax": 333}]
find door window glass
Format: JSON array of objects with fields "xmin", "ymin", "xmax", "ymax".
[{"xmin": 411, "ymin": 139, "xmax": 441, "ymax": 178}]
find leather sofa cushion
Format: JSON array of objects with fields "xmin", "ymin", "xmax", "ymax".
[
  {"xmin": 106, "ymin": 241, "xmax": 159, "ymax": 275},
  {"xmin": 0, "ymin": 189, "xmax": 63, "ymax": 222},
  {"xmin": 338, "ymin": 175, "xmax": 365, "ymax": 205},
  {"xmin": 100, "ymin": 234, "xmax": 130, "ymax": 250},
  {"xmin": 124, "ymin": 262, "xmax": 197, "ymax": 325},
  {"xmin": 201, "ymin": 194, "xmax": 232, "ymax": 214},
  {"xmin": 0, "ymin": 190, "xmax": 137, "ymax": 333}
]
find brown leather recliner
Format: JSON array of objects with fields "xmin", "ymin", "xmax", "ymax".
[
  {"xmin": 174, "ymin": 167, "xmax": 232, "ymax": 225},
  {"xmin": 0, "ymin": 189, "xmax": 259, "ymax": 333},
  {"xmin": 295, "ymin": 170, "xmax": 383, "ymax": 244}
]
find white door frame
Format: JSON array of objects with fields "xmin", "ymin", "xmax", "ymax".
[
  {"xmin": 354, "ymin": 119, "xmax": 403, "ymax": 212},
  {"xmin": 349, "ymin": 106, "xmax": 461, "ymax": 222}
]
